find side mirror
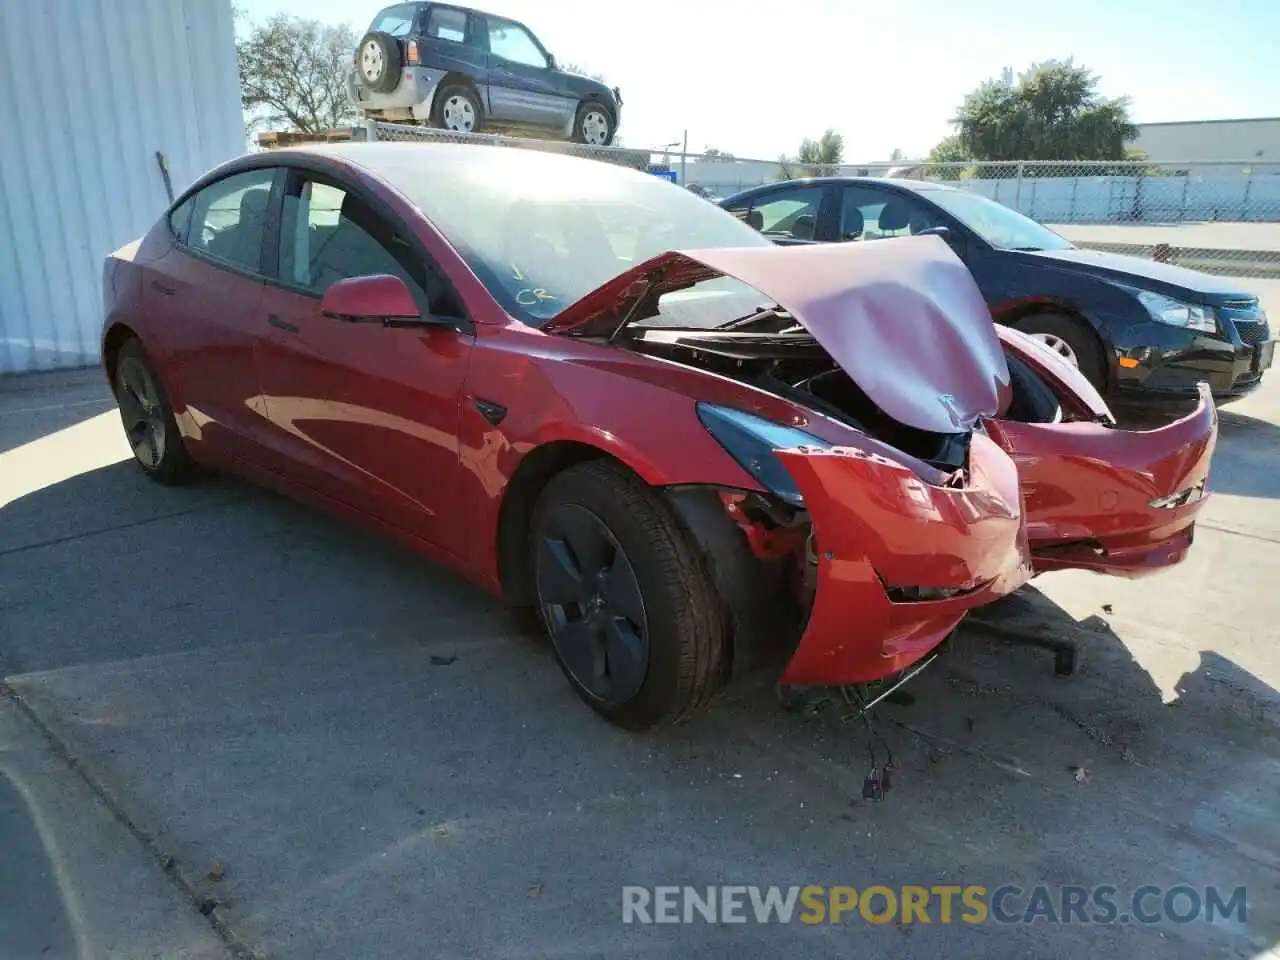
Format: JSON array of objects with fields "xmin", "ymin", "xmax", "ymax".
[
  {"xmin": 320, "ymin": 275, "xmax": 449, "ymax": 329},
  {"xmin": 546, "ymin": 53, "xmax": 557, "ymax": 70}
]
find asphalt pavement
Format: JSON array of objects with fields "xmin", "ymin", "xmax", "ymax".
[{"xmin": 1, "ymin": 344, "xmax": 1278, "ymax": 958}]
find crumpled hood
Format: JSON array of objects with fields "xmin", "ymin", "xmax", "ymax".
[{"xmin": 543, "ymin": 235, "xmax": 1011, "ymax": 435}]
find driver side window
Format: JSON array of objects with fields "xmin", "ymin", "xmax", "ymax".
[
  {"xmin": 486, "ymin": 17, "xmax": 548, "ymax": 68},
  {"xmin": 277, "ymin": 176, "xmax": 463, "ymax": 317}
]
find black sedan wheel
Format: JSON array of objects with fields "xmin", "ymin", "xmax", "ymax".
[
  {"xmin": 114, "ymin": 339, "xmax": 194, "ymax": 484},
  {"xmin": 531, "ymin": 461, "xmax": 727, "ymax": 729},
  {"xmin": 1018, "ymin": 312, "xmax": 1107, "ymax": 391}
]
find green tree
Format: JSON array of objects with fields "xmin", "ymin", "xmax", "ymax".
[
  {"xmin": 925, "ymin": 134, "xmax": 972, "ymax": 180},
  {"xmin": 238, "ymin": 14, "xmax": 358, "ymax": 132},
  {"xmin": 702, "ymin": 147, "xmax": 736, "ymax": 161},
  {"xmin": 949, "ymin": 59, "xmax": 1137, "ymax": 165},
  {"xmin": 778, "ymin": 129, "xmax": 844, "ymax": 180}
]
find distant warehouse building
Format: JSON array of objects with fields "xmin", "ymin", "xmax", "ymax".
[{"xmin": 1131, "ymin": 117, "xmax": 1280, "ymax": 164}]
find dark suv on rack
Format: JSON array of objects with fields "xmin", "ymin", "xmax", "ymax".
[{"xmin": 348, "ymin": 2, "xmax": 623, "ymax": 146}]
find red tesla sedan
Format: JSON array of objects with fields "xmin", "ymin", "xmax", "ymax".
[{"xmin": 101, "ymin": 142, "xmax": 1217, "ymax": 729}]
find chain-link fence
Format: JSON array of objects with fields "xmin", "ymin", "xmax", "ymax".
[{"xmin": 257, "ymin": 122, "xmax": 1280, "ymax": 280}]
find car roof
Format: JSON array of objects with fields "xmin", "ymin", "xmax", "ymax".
[
  {"xmin": 273, "ymin": 140, "xmax": 652, "ymax": 183},
  {"xmin": 724, "ymin": 176, "xmax": 963, "ymax": 200}
]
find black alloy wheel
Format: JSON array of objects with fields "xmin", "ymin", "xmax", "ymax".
[{"xmin": 535, "ymin": 502, "xmax": 649, "ymax": 705}]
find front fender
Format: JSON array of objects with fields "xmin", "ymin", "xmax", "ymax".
[{"xmin": 998, "ymin": 325, "xmax": 1113, "ymax": 421}]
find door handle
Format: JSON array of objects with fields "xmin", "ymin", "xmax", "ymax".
[
  {"xmin": 268, "ymin": 315, "xmax": 298, "ymax": 333},
  {"xmin": 151, "ymin": 280, "xmax": 176, "ymax": 295}
]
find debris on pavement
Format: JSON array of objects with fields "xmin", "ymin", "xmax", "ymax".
[
  {"xmin": 1071, "ymin": 765, "xmax": 1090, "ymax": 783},
  {"xmin": 429, "ymin": 655, "xmax": 457, "ymax": 666}
]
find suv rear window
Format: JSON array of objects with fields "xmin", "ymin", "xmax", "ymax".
[
  {"xmin": 371, "ymin": 3, "xmax": 417, "ymax": 36},
  {"xmin": 426, "ymin": 7, "xmax": 469, "ymax": 42}
]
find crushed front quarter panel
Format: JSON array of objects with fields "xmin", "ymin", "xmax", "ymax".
[{"xmin": 773, "ymin": 432, "xmax": 1032, "ymax": 687}]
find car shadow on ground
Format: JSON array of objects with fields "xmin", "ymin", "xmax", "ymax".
[{"xmin": 2, "ymin": 460, "xmax": 1278, "ymax": 958}]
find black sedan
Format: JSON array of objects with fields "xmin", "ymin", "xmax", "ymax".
[{"xmin": 720, "ymin": 177, "xmax": 1274, "ymax": 407}]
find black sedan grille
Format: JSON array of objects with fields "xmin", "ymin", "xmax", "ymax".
[
  {"xmin": 1232, "ymin": 319, "xmax": 1272, "ymax": 345},
  {"xmin": 1218, "ymin": 298, "xmax": 1270, "ymax": 345}
]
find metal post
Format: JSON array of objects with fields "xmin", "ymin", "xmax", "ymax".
[
  {"xmin": 1013, "ymin": 162, "xmax": 1025, "ymax": 213},
  {"xmin": 680, "ymin": 129, "xmax": 688, "ymax": 187},
  {"xmin": 365, "ymin": 117, "xmax": 378, "ymax": 142}
]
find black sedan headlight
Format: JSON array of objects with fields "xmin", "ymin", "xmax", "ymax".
[
  {"xmin": 697, "ymin": 403, "xmax": 831, "ymax": 506},
  {"xmin": 1132, "ymin": 289, "xmax": 1217, "ymax": 334}
]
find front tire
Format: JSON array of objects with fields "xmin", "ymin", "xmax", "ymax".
[
  {"xmin": 432, "ymin": 85, "xmax": 483, "ymax": 135},
  {"xmin": 572, "ymin": 102, "xmax": 615, "ymax": 146},
  {"xmin": 530, "ymin": 461, "xmax": 727, "ymax": 729},
  {"xmin": 113, "ymin": 338, "xmax": 194, "ymax": 485}
]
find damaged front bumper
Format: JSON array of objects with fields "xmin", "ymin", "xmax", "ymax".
[
  {"xmin": 773, "ymin": 434, "xmax": 1033, "ymax": 687},
  {"xmin": 983, "ymin": 381, "xmax": 1218, "ymax": 577}
]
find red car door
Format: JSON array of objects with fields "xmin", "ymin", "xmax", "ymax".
[
  {"xmin": 252, "ymin": 172, "xmax": 474, "ymax": 555},
  {"xmin": 143, "ymin": 167, "xmax": 280, "ymax": 462}
]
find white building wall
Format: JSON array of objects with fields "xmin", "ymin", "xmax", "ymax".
[
  {"xmin": 1132, "ymin": 118, "xmax": 1280, "ymax": 163},
  {"xmin": 0, "ymin": 0, "xmax": 245, "ymax": 374}
]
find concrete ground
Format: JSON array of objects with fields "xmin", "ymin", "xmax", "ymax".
[
  {"xmin": 2, "ymin": 334, "xmax": 1279, "ymax": 957},
  {"xmin": 1052, "ymin": 222, "xmax": 1280, "ymax": 251}
]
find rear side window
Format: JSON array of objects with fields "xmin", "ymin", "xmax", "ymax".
[
  {"xmin": 371, "ymin": 3, "xmax": 418, "ymax": 36},
  {"xmin": 726, "ymin": 186, "xmax": 825, "ymax": 241},
  {"xmin": 425, "ymin": 6, "xmax": 469, "ymax": 43},
  {"xmin": 167, "ymin": 196, "xmax": 195, "ymax": 243},
  {"xmin": 185, "ymin": 168, "xmax": 277, "ymax": 273}
]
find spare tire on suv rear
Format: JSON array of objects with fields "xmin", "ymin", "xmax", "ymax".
[{"xmin": 356, "ymin": 31, "xmax": 402, "ymax": 94}]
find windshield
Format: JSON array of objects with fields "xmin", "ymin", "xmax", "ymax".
[
  {"xmin": 919, "ymin": 188, "xmax": 1073, "ymax": 252},
  {"xmin": 367, "ymin": 145, "xmax": 772, "ymax": 325}
]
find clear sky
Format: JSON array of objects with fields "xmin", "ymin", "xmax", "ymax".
[{"xmin": 236, "ymin": 0, "xmax": 1280, "ymax": 161}]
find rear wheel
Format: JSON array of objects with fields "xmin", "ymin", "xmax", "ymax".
[
  {"xmin": 432, "ymin": 85, "xmax": 482, "ymax": 134},
  {"xmin": 530, "ymin": 461, "xmax": 727, "ymax": 729},
  {"xmin": 572, "ymin": 102, "xmax": 615, "ymax": 146},
  {"xmin": 1017, "ymin": 312, "xmax": 1107, "ymax": 392},
  {"xmin": 113, "ymin": 338, "xmax": 194, "ymax": 485}
]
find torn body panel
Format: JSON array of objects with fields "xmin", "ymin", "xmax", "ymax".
[
  {"xmin": 984, "ymin": 382, "xmax": 1217, "ymax": 577},
  {"xmin": 773, "ymin": 433, "xmax": 1032, "ymax": 686},
  {"xmin": 543, "ymin": 237, "xmax": 1013, "ymax": 434}
]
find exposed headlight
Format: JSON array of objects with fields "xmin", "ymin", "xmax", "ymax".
[
  {"xmin": 696, "ymin": 403, "xmax": 831, "ymax": 506},
  {"xmin": 1136, "ymin": 291, "xmax": 1217, "ymax": 334}
]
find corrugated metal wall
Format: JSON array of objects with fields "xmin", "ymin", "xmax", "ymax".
[{"xmin": 0, "ymin": 0, "xmax": 245, "ymax": 375}]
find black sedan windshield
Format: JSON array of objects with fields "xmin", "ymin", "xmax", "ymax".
[
  {"xmin": 919, "ymin": 187, "xmax": 1073, "ymax": 252},
  {"xmin": 363, "ymin": 144, "xmax": 772, "ymax": 325}
]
